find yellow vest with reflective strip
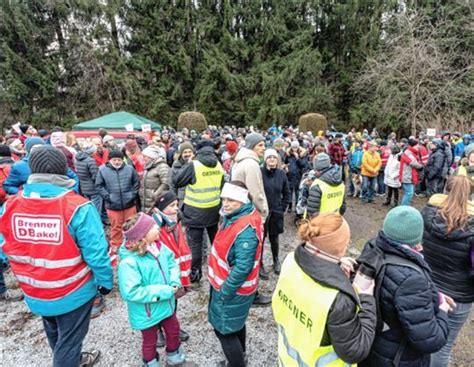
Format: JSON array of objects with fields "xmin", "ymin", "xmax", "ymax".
[
  {"xmin": 184, "ymin": 160, "xmax": 224, "ymax": 208},
  {"xmin": 272, "ymin": 252, "xmax": 354, "ymax": 367},
  {"xmin": 312, "ymin": 179, "xmax": 345, "ymax": 214}
]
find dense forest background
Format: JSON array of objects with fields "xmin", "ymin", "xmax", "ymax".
[{"xmin": 0, "ymin": 0, "xmax": 472, "ymax": 134}]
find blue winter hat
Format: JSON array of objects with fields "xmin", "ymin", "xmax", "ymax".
[
  {"xmin": 383, "ymin": 206, "xmax": 424, "ymax": 247},
  {"xmin": 25, "ymin": 137, "xmax": 45, "ymax": 154}
]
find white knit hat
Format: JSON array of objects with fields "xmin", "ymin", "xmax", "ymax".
[
  {"xmin": 220, "ymin": 183, "xmax": 249, "ymax": 204},
  {"xmin": 264, "ymin": 148, "xmax": 279, "ymax": 161},
  {"xmin": 142, "ymin": 146, "xmax": 166, "ymax": 160}
]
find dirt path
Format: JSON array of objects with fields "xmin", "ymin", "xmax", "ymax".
[{"xmin": 1, "ymin": 195, "xmax": 472, "ymax": 366}]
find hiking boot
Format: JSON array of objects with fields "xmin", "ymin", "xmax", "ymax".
[
  {"xmin": 90, "ymin": 295, "xmax": 105, "ymax": 319},
  {"xmin": 382, "ymin": 200, "xmax": 390, "ymax": 206},
  {"xmin": 391, "ymin": 201, "xmax": 398, "ymax": 208},
  {"xmin": 180, "ymin": 329, "xmax": 190, "ymax": 342},
  {"xmin": 0, "ymin": 289, "xmax": 23, "ymax": 302},
  {"xmin": 273, "ymin": 259, "xmax": 281, "ymax": 275},
  {"xmin": 167, "ymin": 345, "xmax": 186, "ymax": 365},
  {"xmin": 251, "ymin": 293, "xmax": 272, "ymax": 307},
  {"xmin": 157, "ymin": 328, "xmax": 166, "ymax": 348},
  {"xmin": 79, "ymin": 350, "xmax": 100, "ymax": 367},
  {"xmin": 259, "ymin": 266, "xmax": 269, "ymax": 280}
]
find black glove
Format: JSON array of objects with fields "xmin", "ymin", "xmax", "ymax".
[{"xmin": 97, "ymin": 286, "xmax": 112, "ymax": 296}]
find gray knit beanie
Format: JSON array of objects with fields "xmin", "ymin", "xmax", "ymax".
[
  {"xmin": 245, "ymin": 133, "xmax": 265, "ymax": 149},
  {"xmin": 29, "ymin": 146, "xmax": 67, "ymax": 176},
  {"xmin": 313, "ymin": 153, "xmax": 331, "ymax": 171}
]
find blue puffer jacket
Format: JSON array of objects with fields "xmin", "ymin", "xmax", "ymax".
[
  {"xmin": 363, "ymin": 232, "xmax": 449, "ymax": 367},
  {"xmin": 0, "ymin": 182, "xmax": 113, "ymax": 317},
  {"xmin": 96, "ymin": 162, "xmax": 139, "ymax": 210},
  {"xmin": 75, "ymin": 151, "xmax": 99, "ymax": 196},
  {"xmin": 4, "ymin": 156, "xmax": 79, "ymax": 194},
  {"xmin": 208, "ymin": 202, "xmax": 259, "ymax": 335},
  {"xmin": 118, "ymin": 241, "xmax": 181, "ymax": 330}
]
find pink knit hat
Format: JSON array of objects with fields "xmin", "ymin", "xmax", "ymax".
[{"xmin": 123, "ymin": 213, "xmax": 156, "ymax": 241}]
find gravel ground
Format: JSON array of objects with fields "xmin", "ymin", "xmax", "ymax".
[{"xmin": 1, "ymin": 195, "xmax": 472, "ymax": 366}]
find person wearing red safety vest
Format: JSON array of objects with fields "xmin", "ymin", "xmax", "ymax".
[
  {"xmin": 208, "ymin": 181, "xmax": 263, "ymax": 367},
  {"xmin": 152, "ymin": 191, "xmax": 192, "ymax": 345},
  {"xmin": 0, "ymin": 146, "xmax": 113, "ymax": 367}
]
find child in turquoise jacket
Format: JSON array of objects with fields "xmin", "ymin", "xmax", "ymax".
[{"xmin": 118, "ymin": 212, "xmax": 185, "ymax": 367}]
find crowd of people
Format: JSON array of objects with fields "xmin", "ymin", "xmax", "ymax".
[{"xmin": 0, "ymin": 123, "xmax": 473, "ymax": 367}]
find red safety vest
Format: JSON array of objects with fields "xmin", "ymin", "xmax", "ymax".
[
  {"xmin": 159, "ymin": 222, "xmax": 192, "ymax": 287},
  {"xmin": 208, "ymin": 209, "xmax": 263, "ymax": 296},
  {"xmin": 0, "ymin": 191, "xmax": 92, "ymax": 301}
]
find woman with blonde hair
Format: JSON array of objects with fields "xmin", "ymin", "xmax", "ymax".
[
  {"xmin": 272, "ymin": 213, "xmax": 377, "ymax": 366},
  {"xmin": 422, "ymin": 175, "xmax": 474, "ymax": 367}
]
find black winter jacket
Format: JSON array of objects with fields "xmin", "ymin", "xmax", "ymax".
[
  {"xmin": 96, "ymin": 162, "xmax": 139, "ymax": 210},
  {"xmin": 75, "ymin": 152, "xmax": 99, "ymax": 196},
  {"xmin": 426, "ymin": 148, "xmax": 445, "ymax": 180},
  {"xmin": 262, "ymin": 166, "xmax": 289, "ymax": 236},
  {"xmin": 172, "ymin": 146, "xmax": 224, "ymax": 227},
  {"xmin": 362, "ymin": 232, "xmax": 449, "ymax": 367},
  {"xmin": 306, "ymin": 166, "xmax": 346, "ymax": 217},
  {"xmin": 421, "ymin": 203, "xmax": 474, "ymax": 303},
  {"xmin": 285, "ymin": 148, "xmax": 309, "ymax": 187},
  {"xmin": 294, "ymin": 245, "xmax": 377, "ymax": 364}
]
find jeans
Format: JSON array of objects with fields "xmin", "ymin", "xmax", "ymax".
[
  {"xmin": 361, "ymin": 176, "xmax": 376, "ymax": 202},
  {"xmin": 141, "ymin": 312, "xmax": 180, "ymax": 362},
  {"xmin": 86, "ymin": 194, "xmax": 108, "ymax": 223},
  {"xmin": 0, "ymin": 259, "xmax": 6, "ymax": 294},
  {"xmin": 430, "ymin": 302, "xmax": 472, "ymax": 367},
  {"xmin": 215, "ymin": 326, "xmax": 246, "ymax": 367},
  {"xmin": 401, "ymin": 183, "xmax": 414, "ymax": 205},
  {"xmin": 186, "ymin": 225, "xmax": 218, "ymax": 282},
  {"xmin": 42, "ymin": 297, "xmax": 94, "ymax": 367},
  {"xmin": 377, "ymin": 170, "xmax": 386, "ymax": 194}
]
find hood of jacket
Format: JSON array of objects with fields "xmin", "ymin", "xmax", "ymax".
[
  {"xmin": 318, "ymin": 165, "xmax": 343, "ymax": 186},
  {"xmin": 75, "ymin": 151, "xmax": 90, "ymax": 161},
  {"xmin": 423, "ymin": 196, "xmax": 474, "ymax": 241},
  {"xmin": 196, "ymin": 146, "xmax": 218, "ymax": 168},
  {"xmin": 294, "ymin": 245, "xmax": 360, "ymax": 306},
  {"xmin": 234, "ymin": 147, "xmax": 259, "ymax": 164}
]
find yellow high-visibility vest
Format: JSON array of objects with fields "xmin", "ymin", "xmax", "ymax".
[
  {"xmin": 184, "ymin": 161, "xmax": 224, "ymax": 208},
  {"xmin": 312, "ymin": 179, "xmax": 345, "ymax": 214},
  {"xmin": 457, "ymin": 166, "xmax": 467, "ymax": 176},
  {"xmin": 272, "ymin": 252, "xmax": 354, "ymax": 367}
]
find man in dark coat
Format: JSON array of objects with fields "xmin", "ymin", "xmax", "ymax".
[
  {"xmin": 172, "ymin": 140, "xmax": 224, "ymax": 284},
  {"xmin": 96, "ymin": 150, "xmax": 139, "ymax": 254},
  {"xmin": 75, "ymin": 143, "xmax": 108, "ymax": 224},
  {"xmin": 261, "ymin": 149, "xmax": 289, "ymax": 276},
  {"xmin": 284, "ymin": 141, "xmax": 309, "ymax": 212},
  {"xmin": 426, "ymin": 140, "xmax": 446, "ymax": 195}
]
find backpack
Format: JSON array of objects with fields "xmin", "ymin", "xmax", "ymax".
[
  {"xmin": 358, "ymin": 239, "xmax": 424, "ymax": 367},
  {"xmin": 0, "ymin": 164, "xmax": 11, "ymax": 204}
]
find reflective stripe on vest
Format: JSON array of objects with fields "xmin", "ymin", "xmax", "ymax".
[
  {"xmin": 0, "ymin": 192, "xmax": 93, "ymax": 301},
  {"xmin": 272, "ymin": 252, "xmax": 354, "ymax": 367},
  {"xmin": 184, "ymin": 161, "xmax": 223, "ymax": 208},
  {"xmin": 312, "ymin": 179, "xmax": 345, "ymax": 214},
  {"xmin": 208, "ymin": 209, "xmax": 263, "ymax": 295}
]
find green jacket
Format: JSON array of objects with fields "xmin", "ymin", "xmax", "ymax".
[
  {"xmin": 118, "ymin": 242, "xmax": 181, "ymax": 330},
  {"xmin": 208, "ymin": 202, "xmax": 259, "ymax": 335}
]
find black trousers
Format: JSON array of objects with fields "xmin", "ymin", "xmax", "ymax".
[
  {"xmin": 262, "ymin": 234, "xmax": 280, "ymax": 263},
  {"xmin": 186, "ymin": 224, "xmax": 218, "ymax": 282},
  {"xmin": 386, "ymin": 186, "xmax": 399, "ymax": 204},
  {"xmin": 215, "ymin": 326, "xmax": 246, "ymax": 367}
]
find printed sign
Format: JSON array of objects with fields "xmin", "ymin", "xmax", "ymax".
[
  {"xmin": 141, "ymin": 124, "xmax": 151, "ymax": 132},
  {"xmin": 125, "ymin": 123, "xmax": 134, "ymax": 132},
  {"xmin": 426, "ymin": 128, "xmax": 436, "ymax": 137},
  {"xmin": 13, "ymin": 214, "xmax": 63, "ymax": 245}
]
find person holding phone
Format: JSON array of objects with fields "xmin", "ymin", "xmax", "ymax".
[{"xmin": 272, "ymin": 213, "xmax": 377, "ymax": 366}]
